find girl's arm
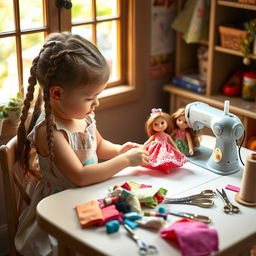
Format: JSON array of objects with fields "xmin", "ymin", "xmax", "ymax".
[
  {"xmin": 36, "ymin": 126, "xmax": 149, "ymax": 187},
  {"xmin": 95, "ymin": 130, "xmax": 140, "ymax": 160},
  {"xmin": 186, "ymin": 131, "xmax": 194, "ymax": 155}
]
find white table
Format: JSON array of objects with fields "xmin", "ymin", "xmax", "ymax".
[{"xmin": 37, "ymin": 137, "xmax": 256, "ymax": 256}]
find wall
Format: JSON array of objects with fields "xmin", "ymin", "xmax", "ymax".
[
  {"xmin": 0, "ymin": 1, "xmax": 174, "ymax": 255},
  {"xmin": 96, "ymin": 78, "xmax": 170, "ymax": 144}
]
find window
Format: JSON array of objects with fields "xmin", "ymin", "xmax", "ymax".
[{"xmin": 0, "ymin": 0, "xmax": 143, "ymax": 108}]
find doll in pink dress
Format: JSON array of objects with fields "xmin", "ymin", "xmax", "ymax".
[
  {"xmin": 170, "ymin": 108, "xmax": 199, "ymax": 156},
  {"xmin": 143, "ymin": 108, "xmax": 188, "ymax": 174}
]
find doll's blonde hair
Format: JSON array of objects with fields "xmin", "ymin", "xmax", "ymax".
[
  {"xmin": 145, "ymin": 111, "xmax": 174, "ymax": 137},
  {"xmin": 171, "ymin": 108, "xmax": 200, "ymax": 148},
  {"xmin": 17, "ymin": 32, "xmax": 110, "ymax": 178}
]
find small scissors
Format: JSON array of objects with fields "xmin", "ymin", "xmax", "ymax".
[
  {"xmin": 163, "ymin": 190, "xmax": 216, "ymax": 208},
  {"xmin": 123, "ymin": 224, "xmax": 158, "ymax": 255},
  {"xmin": 167, "ymin": 208, "xmax": 211, "ymax": 224},
  {"xmin": 216, "ymin": 188, "xmax": 240, "ymax": 214}
]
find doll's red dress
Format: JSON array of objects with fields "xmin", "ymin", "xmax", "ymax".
[{"xmin": 143, "ymin": 132, "xmax": 188, "ymax": 174}]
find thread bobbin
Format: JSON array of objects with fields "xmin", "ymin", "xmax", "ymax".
[{"xmin": 235, "ymin": 153, "xmax": 256, "ymax": 207}]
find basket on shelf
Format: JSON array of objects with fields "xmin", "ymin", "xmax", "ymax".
[
  {"xmin": 219, "ymin": 26, "xmax": 248, "ymax": 50},
  {"xmin": 237, "ymin": 0, "xmax": 256, "ymax": 4}
]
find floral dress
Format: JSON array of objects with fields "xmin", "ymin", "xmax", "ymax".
[
  {"xmin": 143, "ymin": 132, "xmax": 187, "ymax": 174},
  {"xmin": 172, "ymin": 128, "xmax": 190, "ymax": 155},
  {"xmin": 15, "ymin": 112, "xmax": 98, "ymax": 256}
]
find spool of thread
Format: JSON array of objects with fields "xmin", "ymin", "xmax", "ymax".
[
  {"xmin": 104, "ymin": 196, "xmax": 120, "ymax": 206},
  {"xmin": 144, "ymin": 211, "xmax": 168, "ymax": 220},
  {"xmin": 235, "ymin": 153, "xmax": 256, "ymax": 207}
]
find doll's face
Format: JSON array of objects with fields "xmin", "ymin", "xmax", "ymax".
[
  {"xmin": 176, "ymin": 115, "xmax": 188, "ymax": 129},
  {"xmin": 153, "ymin": 116, "xmax": 168, "ymax": 132}
]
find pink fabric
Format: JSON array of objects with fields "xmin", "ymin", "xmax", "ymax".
[
  {"xmin": 160, "ymin": 219, "xmax": 219, "ymax": 256},
  {"xmin": 173, "ymin": 129, "xmax": 187, "ymax": 140},
  {"xmin": 225, "ymin": 184, "xmax": 240, "ymax": 192},
  {"xmin": 144, "ymin": 133, "xmax": 187, "ymax": 173},
  {"xmin": 98, "ymin": 205, "xmax": 123, "ymax": 226}
]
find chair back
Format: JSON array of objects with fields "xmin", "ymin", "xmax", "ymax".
[{"xmin": 0, "ymin": 136, "xmax": 31, "ymax": 256}]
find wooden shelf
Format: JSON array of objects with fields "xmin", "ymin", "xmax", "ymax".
[
  {"xmin": 217, "ymin": 0, "xmax": 256, "ymax": 11},
  {"xmin": 164, "ymin": 0, "xmax": 256, "ymax": 147},
  {"xmin": 164, "ymin": 84, "xmax": 256, "ymax": 120},
  {"xmin": 215, "ymin": 46, "xmax": 256, "ymax": 60}
]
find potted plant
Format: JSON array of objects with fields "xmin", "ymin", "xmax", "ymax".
[
  {"xmin": 0, "ymin": 108, "xmax": 8, "ymax": 136},
  {"xmin": 3, "ymin": 93, "xmax": 23, "ymax": 125},
  {"xmin": 240, "ymin": 19, "xmax": 256, "ymax": 65}
]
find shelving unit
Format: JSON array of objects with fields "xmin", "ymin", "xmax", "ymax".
[{"xmin": 164, "ymin": 0, "xmax": 256, "ymax": 148}]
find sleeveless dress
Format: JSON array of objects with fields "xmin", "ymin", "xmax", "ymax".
[
  {"xmin": 143, "ymin": 132, "xmax": 187, "ymax": 174},
  {"xmin": 15, "ymin": 112, "xmax": 98, "ymax": 256},
  {"xmin": 172, "ymin": 129, "xmax": 190, "ymax": 155}
]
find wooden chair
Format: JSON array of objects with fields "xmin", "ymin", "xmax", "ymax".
[{"xmin": 0, "ymin": 136, "xmax": 31, "ymax": 256}]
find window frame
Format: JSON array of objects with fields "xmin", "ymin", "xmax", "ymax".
[
  {"xmin": 58, "ymin": 0, "xmax": 144, "ymax": 110},
  {"xmin": 0, "ymin": 0, "xmax": 144, "ymax": 110},
  {"xmin": 96, "ymin": 0, "xmax": 145, "ymax": 110}
]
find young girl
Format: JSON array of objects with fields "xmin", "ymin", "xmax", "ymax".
[
  {"xmin": 143, "ymin": 108, "xmax": 187, "ymax": 174},
  {"xmin": 15, "ymin": 32, "xmax": 149, "ymax": 256},
  {"xmin": 170, "ymin": 108, "xmax": 199, "ymax": 156}
]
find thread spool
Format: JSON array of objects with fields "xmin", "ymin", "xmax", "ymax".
[{"xmin": 235, "ymin": 153, "xmax": 256, "ymax": 207}]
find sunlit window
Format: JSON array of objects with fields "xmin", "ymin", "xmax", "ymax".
[
  {"xmin": 71, "ymin": 0, "xmax": 121, "ymax": 86},
  {"xmin": 0, "ymin": 0, "xmax": 47, "ymax": 102},
  {"xmin": 0, "ymin": 0, "xmax": 127, "ymax": 103}
]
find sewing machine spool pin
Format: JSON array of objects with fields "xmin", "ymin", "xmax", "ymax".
[{"xmin": 185, "ymin": 101, "xmax": 244, "ymax": 175}]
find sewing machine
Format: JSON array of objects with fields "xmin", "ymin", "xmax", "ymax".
[{"xmin": 185, "ymin": 101, "xmax": 244, "ymax": 175}]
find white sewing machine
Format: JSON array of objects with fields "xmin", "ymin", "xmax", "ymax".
[{"xmin": 185, "ymin": 101, "xmax": 244, "ymax": 175}]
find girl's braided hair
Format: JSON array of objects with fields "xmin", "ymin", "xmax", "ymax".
[{"xmin": 17, "ymin": 32, "xmax": 110, "ymax": 177}]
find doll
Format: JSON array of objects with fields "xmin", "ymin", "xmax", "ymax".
[
  {"xmin": 170, "ymin": 108, "xmax": 199, "ymax": 156},
  {"xmin": 143, "ymin": 108, "xmax": 188, "ymax": 174}
]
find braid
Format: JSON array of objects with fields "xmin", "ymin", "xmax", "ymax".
[
  {"xmin": 17, "ymin": 55, "xmax": 39, "ymax": 174},
  {"xmin": 42, "ymin": 50, "xmax": 76, "ymax": 175},
  {"xmin": 22, "ymin": 89, "xmax": 43, "ymax": 178},
  {"xmin": 43, "ymin": 88, "xmax": 55, "ymax": 174},
  {"xmin": 19, "ymin": 32, "xmax": 110, "ymax": 176},
  {"xmin": 46, "ymin": 49, "xmax": 81, "ymax": 80}
]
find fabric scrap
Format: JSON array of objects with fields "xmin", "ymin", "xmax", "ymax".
[
  {"xmin": 98, "ymin": 204, "xmax": 123, "ymax": 226},
  {"xmin": 160, "ymin": 218, "xmax": 219, "ymax": 256},
  {"xmin": 75, "ymin": 200, "xmax": 104, "ymax": 227},
  {"xmin": 225, "ymin": 184, "xmax": 240, "ymax": 192}
]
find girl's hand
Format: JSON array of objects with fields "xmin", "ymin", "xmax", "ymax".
[
  {"xmin": 124, "ymin": 147, "xmax": 150, "ymax": 166},
  {"xmin": 119, "ymin": 142, "xmax": 141, "ymax": 154}
]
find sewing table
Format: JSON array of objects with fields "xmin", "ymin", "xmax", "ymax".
[{"xmin": 37, "ymin": 136, "xmax": 256, "ymax": 256}]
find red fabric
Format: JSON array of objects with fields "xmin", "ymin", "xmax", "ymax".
[
  {"xmin": 140, "ymin": 184, "xmax": 152, "ymax": 188},
  {"xmin": 144, "ymin": 133, "xmax": 187, "ymax": 174},
  {"xmin": 120, "ymin": 182, "xmax": 131, "ymax": 191},
  {"xmin": 154, "ymin": 192, "xmax": 164, "ymax": 203}
]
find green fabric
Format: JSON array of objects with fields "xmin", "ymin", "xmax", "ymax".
[
  {"xmin": 173, "ymin": 137, "xmax": 189, "ymax": 155},
  {"xmin": 132, "ymin": 187, "xmax": 168, "ymax": 209},
  {"xmin": 171, "ymin": 0, "xmax": 209, "ymax": 43}
]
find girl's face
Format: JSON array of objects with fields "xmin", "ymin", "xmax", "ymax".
[
  {"xmin": 152, "ymin": 116, "xmax": 168, "ymax": 132},
  {"xmin": 176, "ymin": 115, "xmax": 188, "ymax": 129},
  {"xmin": 53, "ymin": 83, "xmax": 107, "ymax": 119}
]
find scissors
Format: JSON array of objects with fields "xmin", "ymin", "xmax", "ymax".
[
  {"xmin": 167, "ymin": 208, "xmax": 211, "ymax": 224},
  {"xmin": 123, "ymin": 224, "xmax": 158, "ymax": 255},
  {"xmin": 163, "ymin": 190, "xmax": 216, "ymax": 208},
  {"xmin": 216, "ymin": 188, "xmax": 240, "ymax": 214}
]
